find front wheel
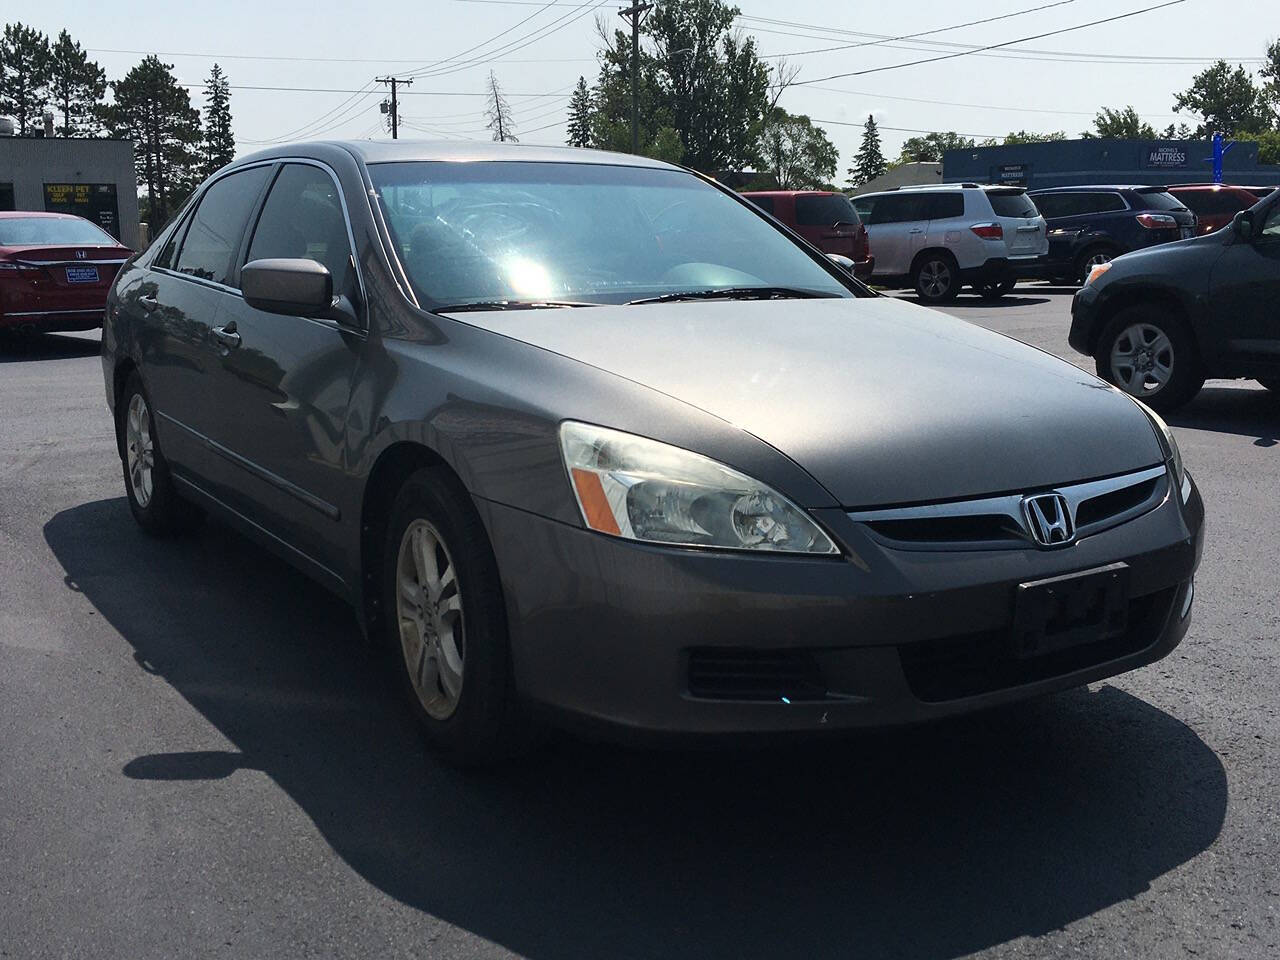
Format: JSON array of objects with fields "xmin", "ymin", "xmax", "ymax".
[
  {"xmin": 913, "ymin": 254, "xmax": 960, "ymax": 303},
  {"xmin": 382, "ymin": 466, "xmax": 520, "ymax": 765},
  {"xmin": 1095, "ymin": 306, "xmax": 1204, "ymax": 412},
  {"xmin": 1075, "ymin": 246, "xmax": 1117, "ymax": 285},
  {"xmin": 117, "ymin": 373, "xmax": 203, "ymax": 536}
]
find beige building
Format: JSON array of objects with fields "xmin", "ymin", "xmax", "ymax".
[
  {"xmin": 849, "ymin": 162, "xmax": 943, "ymax": 197},
  {"xmin": 0, "ymin": 137, "xmax": 141, "ymax": 250}
]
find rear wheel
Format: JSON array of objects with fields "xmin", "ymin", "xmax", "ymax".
[
  {"xmin": 1075, "ymin": 245, "xmax": 1117, "ymax": 285},
  {"xmin": 975, "ymin": 274, "xmax": 1016, "ymax": 300},
  {"xmin": 117, "ymin": 373, "xmax": 204, "ymax": 535},
  {"xmin": 382, "ymin": 466, "xmax": 520, "ymax": 766},
  {"xmin": 1095, "ymin": 306, "xmax": 1204, "ymax": 412},
  {"xmin": 913, "ymin": 253, "xmax": 960, "ymax": 303}
]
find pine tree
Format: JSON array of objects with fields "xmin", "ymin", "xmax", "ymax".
[
  {"xmin": 484, "ymin": 71, "xmax": 518, "ymax": 143},
  {"xmin": 0, "ymin": 23, "xmax": 53, "ymax": 135},
  {"xmin": 847, "ymin": 114, "xmax": 887, "ymax": 187},
  {"xmin": 48, "ymin": 30, "xmax": 106, "ymax": 137},
  {"xmin": 104, "ymin": 56, "xmax": 203, "ymax": 229},
  {"xmin": 202, "ymin": 64, "xmax": 236, "ymax": 175},
  {"xmin": 565, "ymin": 76, "xmax": 592, "ymax": 148}
]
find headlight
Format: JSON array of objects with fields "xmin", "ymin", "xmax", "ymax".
[
  {"xmin": 559, "ymin": 421, "xmax": 838, "ymax": 554},
  {"xmin": 1134, "ymin": 400, "xmax": 1191, "ymax": 502},
  {"xmin": 1084, "ymin": 262, "xmax": 1112, "ymax": 286}
]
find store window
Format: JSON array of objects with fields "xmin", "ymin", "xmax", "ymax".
[
  {"xmin": 43, "ymin": 183, "xmax": 121, "ymax": 240},
  {"xmin": 0, "ymin": 183, "xmax": 14, "ymax": 212}
]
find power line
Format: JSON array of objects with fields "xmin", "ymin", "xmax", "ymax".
[
  {"xmin": 803, "ymin": 84, "xmax": 1178, "ymax": 119},
  {"xmin": 89, "ymin": 46, "xmax": 591, "ymax": 65},
  {"xmin": 184, "ymin": 83, "xmax": 574, "ymax": 97},
  {"xmin": 814, "ymin": 117, "xmax": 1002, "ymax": 139},
  {"xmin": 793, "ymin": 0, "xmax": 1192, "ymax": 84}
]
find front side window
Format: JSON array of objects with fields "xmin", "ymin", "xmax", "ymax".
[
  {"xmin": 1260, "ymin": 203, "xmax": 1280, "ymax": 240},
  {"xmin": 370, "ymin": 161, "xmax": 854, "ymax": 308},
  {"xmin": 247, "ymin": 164, "xmax": 354, "ymax": 295},
  {"xmin": 865, "ymin": 194, "xmax": 927, "ymax": 225},
  {"xmin": 174, "ymin": 166, "xmax": 271, "ymax": 286}
]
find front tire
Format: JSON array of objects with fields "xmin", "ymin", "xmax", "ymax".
[
  {"xmin": 382, "ymin": 466, "xmax": 519, "ymax": 765},
  {"xmin": 1095, "ymin": 306, "xmax": 1204, "ymax": 412},
  {"xmin": 117, "ymin": 373, "xmax": 203, "ymax": 536},
  {"xmin": 1075, "ymin": 245, "xmax": 1117, "ymax": 285},
  {"xmin": 913, "ymin": 253, "xmax": 960, "ymax": 303}
]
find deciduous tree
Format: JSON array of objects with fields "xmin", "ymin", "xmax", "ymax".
[
  {"xmin": 484, "ymin": 71, "xmax": 517, "ymax": 143},
  {"xmin": 1172, "ymin": 60, "xmax": 1273, "ymax": 135},
  {"xmin": 1081, "ymin": 105, "xmax": 1156, "ymax": 140},
  {"xmin": 897, "ymin": 131, "xmax": 975, "ymax": 163},
  {"xmin": 759, "ymin": 107, "xmax": 837, "ymax": 190}
]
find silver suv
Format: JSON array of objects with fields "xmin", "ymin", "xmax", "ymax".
[{"xmin": 853, "ymin": 184, "xmax": 1049, "ymax": 302}]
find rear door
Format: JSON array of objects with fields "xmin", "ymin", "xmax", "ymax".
[
  {"xmin": 985, "ymin": 189, "xmax": 1047, "ymax": 258},
  {"xmin": 198, "ymin": 161, "xmax": 365, "ymax": 574},
  {"xmin": 140, "ymin": 165, "xmax": 272, "ymax": 476},
  {"xmin": 858, "ymin": 193, "xmax": 927, "ymax": 276}
]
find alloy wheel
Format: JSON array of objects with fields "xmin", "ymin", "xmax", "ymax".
[
  {"xmin": 919, "ymin": 260, "xmax": 952, "ymax": 299},
  {"xmin": 125, "ymin": 393, "xmax": 155, "ymax": 508},
  {"xmin": 396, "ymin": 519, "xmax": 465, "ymax": 720},
  {"xmin": 1110, "ymin": 322, "xmax": 1174, "ymax": 396}
]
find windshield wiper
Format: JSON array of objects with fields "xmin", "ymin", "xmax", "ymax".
[
  {"xmin": 432, "ymin": 299, "xmax": 597, "ymax": 313},
  {"xmin": 626, "ymin": 286, "xmax": 837, "ymax": 306}
]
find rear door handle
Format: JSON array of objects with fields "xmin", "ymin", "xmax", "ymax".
[
  {"xmin": 909, "ymin": 228, "xmax": 925, "ymax": 234},
  {"xmin": 212, "ymin": 321, "xmax": 241, "ymax": 351},
  {"xmin": 139, "ymin": 294, "xmax": 158, "ymax": 312}
]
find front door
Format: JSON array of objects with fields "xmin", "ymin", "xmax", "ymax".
[
  {"xmin": 860, "ymin": 194, "xmax": 928, "ymax": 277},
  {"xmin": 199, "ymin": 162, "xmax": 365, "ymax": 577},
  {"xmin": 1208, "ymin": 200, "xmax": 1280, "ymax": 369}
]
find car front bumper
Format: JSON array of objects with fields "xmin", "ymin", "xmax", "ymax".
[{"xmin": 475, "ymin": 475, "xmax": 1204, "ymax": 739}]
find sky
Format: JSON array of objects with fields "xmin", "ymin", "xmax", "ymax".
[{"xmin": 18, "ymin": 0, "xmax": 1277, "ymax": 170}]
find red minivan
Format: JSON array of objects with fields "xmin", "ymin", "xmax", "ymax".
[
  {"xmin": 0, "ymin": 212, "xmax": 134, "ymax": 334},
  {"xmin": 741, "ymin": 190, "xmax": 874, "ymax": 280}
]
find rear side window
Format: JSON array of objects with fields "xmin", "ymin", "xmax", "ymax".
[
  {"xmin": 865, "ymin": 194, "xmax": 928, "ymax": 224},
  {"xmin": 247, "ymin": 163, "xmax": 354, "ymax": 296},
  {"xmin": 923, "ymin": 193, "xmax": 964, "ymax": 219},
  {"xmin": 1132, "ymin": 190, "xmax": 1186, "ymax": 211},
  {"xmin": 987, "ymin": 191, "xmax": 1038, "ymax": 218},
  {"xmin": 746, "ymin": 195, "xmax": 776, "ymax": 216},
  {"xmin": 174, "ymin": 166, "xmax": 271, "ymax": 286},
  {"xmin": 1173, "ymin": 190, "xmax": 1249, "ymax": 216},
  {"xmin": 795, "ymin": 193, "xmax": 859, "ymax": 226}
]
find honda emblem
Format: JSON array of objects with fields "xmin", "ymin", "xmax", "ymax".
[{"xmin": 1023, "ymin": 493, "xmax": 1075, "ymax": 547}]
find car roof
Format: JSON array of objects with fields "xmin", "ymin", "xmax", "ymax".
[
  {"xmin": 233, "ymin": 139, "xmax": 676, "ymax": 171},
  {"xmin": 740, "ymin": 190, "xmax": 839, "ymax": 197},
  {"xmin": 1029, "ymin": 185, "xmax": 1167, "ymax": 194},
  {"xmin": 1166, "ymin": 183, "xmax": 1253, "ymax": 191}
]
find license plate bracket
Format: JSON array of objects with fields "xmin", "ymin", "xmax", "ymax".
[
  {"xmin": 1012, "ymin": 562, "xmax": 1130, "ymax": 659},
  {"xmin": 65, "ymin": 265, "xmax": 100, "ymax": 284}
]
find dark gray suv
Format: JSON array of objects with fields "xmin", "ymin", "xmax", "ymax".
[{"xmin": 103, "ymin": 141, "xmax": 1203, "ymax": 762}]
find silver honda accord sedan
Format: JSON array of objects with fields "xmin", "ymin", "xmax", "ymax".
[{"xmin": 101, "ymin": 141, "xmax": 1203, "ymax": 762}]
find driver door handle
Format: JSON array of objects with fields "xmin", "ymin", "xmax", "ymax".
[
  {"xmin": 139, "ymin": 293, "xmax": 158, "ymax": 312},
  {"xmin": 212, "ymin": 321, "xmax": 241, "ymax": 351}
]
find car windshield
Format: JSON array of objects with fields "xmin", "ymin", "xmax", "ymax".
[
  {"xmin": 369, "ymin": 161, "xmax": 854, "ymax": 309},
  {"xmin": 1133, "ymin": 190, "xmax": 1187, "ymax": 212},
  {"xmin": 0, "ymin": 216, "xmax": 117, "ymax": 246}
]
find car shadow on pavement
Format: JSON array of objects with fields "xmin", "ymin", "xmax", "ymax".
[
  {"xmin": 0, "ymin": 332, "xmax": 101, "ymax": 363},
  {"xmin": 45, "ymin": 498, "xmax": 1228, "ymax": 960},
  {"xmin": 1169, "ymin": 384, "xmax": 1280, "ymax": 447},
  {"xmin": 897, "ymin": 295, "xmax": 1051, "ymax": 309}
]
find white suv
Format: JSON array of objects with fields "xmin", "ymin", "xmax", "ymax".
[{"xmin": 852, "ymin": 184, "xmax": 1048, "ymax": 302}]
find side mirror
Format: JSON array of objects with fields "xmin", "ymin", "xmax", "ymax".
[
  {"xmin": 1231, "ymin": 210, "xmax": 1254, "ymax": 242},
  {"xmin": 827, "ymin": 253, "xmax": 856, "ymax": 273},
  {"xmin": 242, "ymin": 258, "xmax": 333, "ymax": 316}
]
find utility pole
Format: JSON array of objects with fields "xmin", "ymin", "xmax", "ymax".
[
  {"xmin": 377, "ymin": 76, "xmax": 413, "ymax": 139},
  {"xmin": 618, "ymin": 0, "xmax": 653, "ymax": 154}
]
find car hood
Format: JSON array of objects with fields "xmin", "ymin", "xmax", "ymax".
[{"xmin": 446, "ymin": 296, "xmax": 1163, "ymax": 508}]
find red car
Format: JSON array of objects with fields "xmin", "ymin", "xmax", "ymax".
[
  {"xmin": 0, "ymin": 212, "xmax": 133, "ymax": 334},
  {"xmin": 1165, "ymin": 184, "xmax": 1261, "ymax": 235},
  {"xmin": 741, "ymin": 190, "xmax": 874, "ymax": 280}
]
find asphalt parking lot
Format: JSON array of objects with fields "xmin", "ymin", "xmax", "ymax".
[{"xmin": 2, "ymin": 285, "xmax": 1277, "ymax": 959}]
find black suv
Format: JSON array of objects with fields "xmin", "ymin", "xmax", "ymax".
[
  {"xmin": 1029, "ymin": 186, "xmax": 1197, "ymax": 284},
  {"xmin": 1070, "ymin": 190, "xmax": 1280, "ymax": 411}
]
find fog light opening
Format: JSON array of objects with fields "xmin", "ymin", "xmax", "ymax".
[{"xmin": 1180, "ymin": 580, "xmax": 1194, "ymax": 620}]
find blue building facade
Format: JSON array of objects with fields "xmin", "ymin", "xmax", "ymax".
[{"xmin": 943, "ymin": 138, "xmax": 1280, "ymax": 190}]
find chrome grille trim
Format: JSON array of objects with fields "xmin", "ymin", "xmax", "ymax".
[{"xmin": 848, "ymin": 464, "xmax": 1170, "ymax": 551}]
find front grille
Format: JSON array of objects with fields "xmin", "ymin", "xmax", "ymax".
[
  {"xmin": 898, "ymin": 586, "xmax": 1177, "ymax": 703},
  {"xmin": 687, "ymin": 648, "xmax": 827, "ymax": 702},
  {"xmin": 863, "ymin": 513, "xmax": 1024, "ymax": 547},
  {"xmin": 1075, "ymin": 477, "xmax": 1159, "ymax": 529}
]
